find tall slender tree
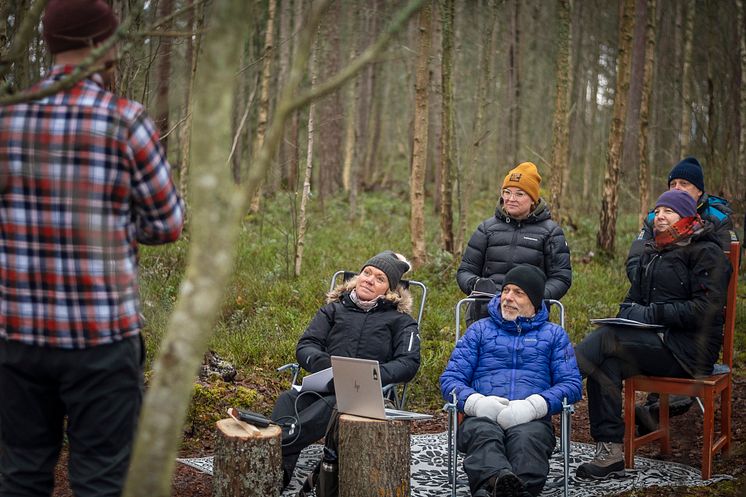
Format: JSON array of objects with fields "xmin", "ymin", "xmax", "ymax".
[
  {"xmin": 679, "ymin": 0, "xmax": 695, "ymax": 155},
  {"xmin": 637, "ymin": 0, "xmax": 656, "ymax": 224},
  {"xmin": 411, "ymin": 0, "xmax": 432, "ymax": 267},
  {"xmin": 738, "ymin": 0, "xmax": 746, "ymax": 214},
  {"xmin": 439, "ymin": 0, "xmax": 455, "ymax": 253},
  {"xmin": 549, "ymin": 0, "xmax": 571, "ymax": 222},
  {"xmin": 597, "ymin": 0, "xmax": 635, "ymax": 254}
]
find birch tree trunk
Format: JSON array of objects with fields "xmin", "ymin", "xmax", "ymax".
[
  {"xmin": 123, "ymin": 1, "xmax": 424, "ymax": 492},
  {"xmin": 637, "ymin": 0, "xmax": 656, "ymax": 225},
  {"xmin": 411, "ymin": 0, "xmax": 432, "ymax": 267},
  {"xmin": 679, "ymin": 0, "xmax": 695, "ymax": 155},
  {"xmin": 250, "ymin": 0, "xmax": 277, "ymax": 211},
  {"xmin": 295, "ymin": 41, "xmax": 318, "ymax": 278},
  {"xmin": 549, "ymin": 0, "xmax": 571, "ymax": 222},
  {"xmin": 597, "ymin": 0, "xmax": 634, "ymax": 254},
  {"xmin": 439, "ymin": 0, "xmax": 455, "ymax": 254}
]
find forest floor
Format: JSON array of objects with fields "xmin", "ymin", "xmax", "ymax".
[{"xmin": 51, "ymin": 372, "xmax": 746, "ymax": 497}]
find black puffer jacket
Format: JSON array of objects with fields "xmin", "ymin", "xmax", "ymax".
[
  {"xmin": 619, "ymin": 224, "xmax": 731, "ymax": 376},
  {"xmin": 296, "ymin": 285, "xmax": 420, "ymax": 387},
  {"xmin": 456, "ymin": 199, "xmax": 572, "ymax": 299}
]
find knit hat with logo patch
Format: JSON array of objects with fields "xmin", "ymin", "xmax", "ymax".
[{"xmin": 501, "ymin": 162, "xmax": 542, "ymax": 202}]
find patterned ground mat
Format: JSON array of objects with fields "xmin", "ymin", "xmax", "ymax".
[{"xmin": 178, "ymin": 431, "xmax": 731, "ymax": 496}]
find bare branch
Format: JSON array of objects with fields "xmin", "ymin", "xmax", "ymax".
[{"xmin": 0, "ymin": 0, "xmax": 49, "ymax": 81}]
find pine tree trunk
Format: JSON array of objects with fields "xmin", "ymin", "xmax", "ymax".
[
  {"xmin": 549, "ymin": 0, "xmax": 571, "ymax": 222},
  {"xmin": 338, "ymin": 415, "xmax": 411, "ymax": 497},
  {"xmin": 439, "ymin": 0, "xmax": 455, "ymax": 254},
  {"xmin": 213, "ymin": 419, "xmax": 283, "ymax": 497},
  {"xmin": 410, "ymin": 0, "xmax": 432, "ymax": 267},
  {"xmin": 637, "ymin": 0, "xmax": 656, "ymax": 225},
  {"xmin": 679, "ymin": 0, "xmax": 695, "ymax": 154},
  {"xmin": 737, "ymin": 0, "xmax": 746, "ymax": 214},
  {"xmin": 597, "ymin": 0, "xmax": 634, "ymax": 254},
  {"xmin": 277, "ymin": 0, "xmax": 293, "ymax": 190},
  {"xmin": 154, "ymin": 0, "xmax": 173, "ymax": 153}
]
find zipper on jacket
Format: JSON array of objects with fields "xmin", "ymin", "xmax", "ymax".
[{"xmin": 509, "ymin": 321, "xmax": 522, "ymax": 398}]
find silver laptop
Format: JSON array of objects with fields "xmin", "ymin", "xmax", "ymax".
[{"xmin": 331, "ymin": 356, "xmax": 432, "ymax": 421}]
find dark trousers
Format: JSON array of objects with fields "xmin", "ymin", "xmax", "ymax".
[
  {"xmin": 574, "ymin": 325, "xmax": 688, "ymax": 443},
  {"xmin": 0, "ymin": 336, "xmax": 143, "ymax": 497},
  {"xmin": 271, "ymin": 389, "xmax": 336, "ymax": 478},
  {"xmin": 457, "ymin": 416, "xmax": 555, "ymax": 496}
]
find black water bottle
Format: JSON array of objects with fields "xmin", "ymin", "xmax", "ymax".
[{"xmin": 316, "ymin": 447, "xmax": 338, "ymax": 497}]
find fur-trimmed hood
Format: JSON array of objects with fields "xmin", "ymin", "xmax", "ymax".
[{"xmin": 326, "ymin": 276, "xmax": 413, "ymax": 314}]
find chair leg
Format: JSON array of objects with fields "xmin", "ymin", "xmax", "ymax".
[
  {"xmin": 702, "ymin": 389, "xmax": 715, "ymax": 480},
  {"xmin": 722, "ymin": 383, "xmax": 732, "ymax": 456},
  {"xmin": 659, "ymin": 393, "xmax": 671, "ymax": 456},
  {"xmin": 623, "ymin": 381, "xmax": 636, "ymax": 469}
]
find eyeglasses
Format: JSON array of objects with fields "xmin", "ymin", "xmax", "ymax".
[{"xmin": 501, "ymin": 189, "xmax": 527, "ymax": 200}]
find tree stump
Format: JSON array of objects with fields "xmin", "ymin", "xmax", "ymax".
[
  {"xmin": 338, "ymin": 414, "xmax": 411, "ymax": 497},
  {"xmin": 213, "ymin": 418, "xmax": 283, "ymax": 497}
]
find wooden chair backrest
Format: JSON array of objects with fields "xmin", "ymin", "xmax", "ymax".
[{"xmin": 722, "ymin": 241, "xmax": 740, "ymax": 369}]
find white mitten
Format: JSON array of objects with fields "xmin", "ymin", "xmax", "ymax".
[
  {"xmin": 464, "ymin": 393, "xmax": 509, "ymax": 420},
  {"xmin": 497, "ymin": 394, "xmax": 547, "ymax": 429}
]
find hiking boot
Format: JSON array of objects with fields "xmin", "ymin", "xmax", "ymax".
[
  {"xmin": 635, "ymin": 404, "xmax": 659, "ymax": 436},
  {"xmin": 576, "ymin": 442, "xmax": 625, "ymax": 479},
  {"xmin": 492, "ymin": 470, "xmax": 525, "ymax": 497}
]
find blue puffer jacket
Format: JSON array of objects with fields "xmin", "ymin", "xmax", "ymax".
[{"xmin": 440, "ymin": 295, "xmax": 582, "ymax": 416}]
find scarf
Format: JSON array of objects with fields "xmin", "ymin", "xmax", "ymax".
[
  {"xmin": 349, "ymin": 290, "xmax": 380, "ymax": 312},
  {"xmin": 653, "ymin": 215, "xmax": 702, "ymax": 249}
]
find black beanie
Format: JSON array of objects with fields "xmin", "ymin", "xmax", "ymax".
[
  {"xmin": 503, "ymin": 265, "xmax": 546, "ymax": 312},
  {"xmin": 668, "ymin": 156, "xmax": 704, "ymax": 192},
  {"xmin": 362, "ymin": 250, "xmax": 411, "ymax": 290}
]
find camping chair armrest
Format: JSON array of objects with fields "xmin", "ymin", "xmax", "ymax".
[{"xmin": 277, "ymin": 362, "xmax": 301, "ymax": 387}]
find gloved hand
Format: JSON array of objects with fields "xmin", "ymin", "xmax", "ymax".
[
  {"xmin": 617, "ymin": 302, "xmax": 659, "ymax": 323},
  {"xmin": 464, "ymin": 393, "xmax": 510, "ymax": 420},
  {"xmin": 496, "ymin": 394, "xmax": 548, "ymax": 429}
]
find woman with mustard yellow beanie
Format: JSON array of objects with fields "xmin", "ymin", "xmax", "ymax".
[{"xmin": 456, "ymin": 162, "xmax": 572, "ymax": 325}]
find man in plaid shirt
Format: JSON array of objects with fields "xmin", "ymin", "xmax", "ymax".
[{"xmin": 0, "ymin": 1, "xmax": 184, "ymax": 495}]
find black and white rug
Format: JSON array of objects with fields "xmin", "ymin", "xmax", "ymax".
[{"xmin": 178, "ymin": 432, "xmax": 731, "ymax": 496}]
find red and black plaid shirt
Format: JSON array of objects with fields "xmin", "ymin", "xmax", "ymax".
[{"xmin": 0, "ymin": 65, "xmax": 184, "ymax": 348}]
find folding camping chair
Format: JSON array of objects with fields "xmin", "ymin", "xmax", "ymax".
[
  {"xmin": 443, "ymin": 294, "xmax": 574, "ymax": 497},
  {"xmin": 277, "ymin": 270, "xmax": 427, "ymax": 410}
]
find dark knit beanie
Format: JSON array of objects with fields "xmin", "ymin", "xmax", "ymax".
[
  {"xmin": 502, "ymin": 265, "xmax": 546, "ymax": 312},
  {"xmin": 668, "ymin": 157, "xmax": 704, "ymax": 192},
  {"xmin": 362, "ymin": 250, "xmax": 411, "ymax": 290},
  {"xmin": 655, "ymin": 189, "xmax": 697, "ymax": 219},
  {"xmin": 43, "ymin": 0, "xmax": 119, "ymax": 55}
]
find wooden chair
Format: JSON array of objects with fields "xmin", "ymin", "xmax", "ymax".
[{"xmin": 623, "ymin": 241, "xmax": 740, "ymax": 480}]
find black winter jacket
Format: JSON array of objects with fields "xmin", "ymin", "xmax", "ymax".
[
  {"xmin": 618, "ymin": 225, "xmax": 731, "ymax": 376},
  {"xmin": 295, "ymin": 287, "xmax": 420, "ymax": 387},
  {"xmin": 456, "ymin": 199, "xmax": 572, "ymax": 299}
]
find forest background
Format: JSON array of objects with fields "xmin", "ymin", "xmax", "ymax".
[{"xmin": 2, "ymin": 0, "xmax": 746, "ymax": 495}]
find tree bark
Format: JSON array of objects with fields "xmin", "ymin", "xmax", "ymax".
[
  {"xmin": 737, "ymin": 0, "xmax": 746, "ymax": 214},
  {"xmin": 154, "ymin": 0, "xmax": 174, "ymax": 153},
  {"xmin": 295, "ymin": 41, "xmax": 318, "ymax": 278},
  {"xmin": 410, "ymin": 1, "xmax": 432, "ymax": 267},
  {"xmin": 213, "ymin": 419, "xmax": 283, "ymax": 497},
  {"xmin": 549, "ymin": 0, "xmax": 571, "ymax": 222},
  {"xmin": 637, "ymin": 0, "xmax": 656, "ymax": 225},
  {"xmin": 250, "ymin": 0, "xmax": 277, "ymax": 210},
  {"xmin": 679, "ymin": 0, "xmax": 695, "ymax": 155},
  {"xmin": 597, "ymin": 0, "xmax": 634, "ymax": 254},
  {"xmin": 439, "ymin": 0, "xmax": 455, "ymax": 254},
  {"xmin": 338, "ymin": 415, "xmax": 411, "ymax": 497}
]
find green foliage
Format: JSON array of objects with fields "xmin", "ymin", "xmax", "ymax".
[{"xmin": 139, "ymin": 191, "xmax": 746, "ymax": 418}]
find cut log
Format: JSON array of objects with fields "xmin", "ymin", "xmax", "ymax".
[
  {"xmin": 213, "ymin": 418, "xmax": 283, "ymax": 497},
  {"xmin": 338, "ymin": 414, "xmax": 411, "ymax": 497}
]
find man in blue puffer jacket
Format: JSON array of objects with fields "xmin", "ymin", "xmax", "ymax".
[{"xmin": 440, "ymin": 266, "xmax": 582, "ymax": 497}]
